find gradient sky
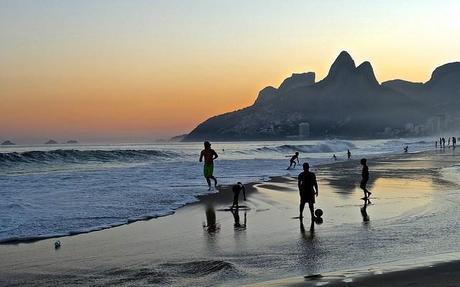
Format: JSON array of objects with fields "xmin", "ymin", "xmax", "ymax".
[{"xmin": 1, "ymin": 0, "xmax": 459, "ymax": 142}]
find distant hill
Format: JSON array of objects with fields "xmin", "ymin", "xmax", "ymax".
[
  {"xmin": 45, "ymin": 139, "xmax": 58, "ymax": 144},
  {"xmin": 66, "ymin": 140, "xmax": 78, "ymax": 144},
  {"xmin": 184, "ymin": 51, "xmax": 460, "ymax": 141}
]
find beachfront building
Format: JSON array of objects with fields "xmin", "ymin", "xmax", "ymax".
[{"xmin": 299, "ymin": 122, "xmax": 310, "ymax": 138}]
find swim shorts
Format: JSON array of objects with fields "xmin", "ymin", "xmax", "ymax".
[{"xmin": 204, "ymin": 163, "xmax": 214, "ymax": 177}]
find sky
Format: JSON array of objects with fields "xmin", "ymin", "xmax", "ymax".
[{"xmin": 1, "ymin": 0, "xmax": 459, "ymax": 143}]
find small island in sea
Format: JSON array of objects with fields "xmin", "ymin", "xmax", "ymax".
[
  {"xmin": 45, "ymin": 139, "xmax": 58, "ymax": 144},
  {"xmin": 1, "ymin": 140, "xmax": 15, "ymax": 146}
]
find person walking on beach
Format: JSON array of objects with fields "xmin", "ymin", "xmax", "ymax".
[
  {"xmin": 347, "ymin": 149, "xmax": 351, "ymax": 159},
  {"xmin": 231, "ymin": 182, "xmax": 246, "ymax": 209},
  {"xmin": 298, "ymin": 163, "xmax": 318, "ymax": 221},
  {"xmin": 435, "ymin": 141, "xmax": 438, "ymax": 149},
  {"xmin": 453, "ymin": 137, "xmax": 457, "ymax": 148},
  {"xmin": 360, "ymin": 158, "xmax": 371, "ymax": 199},
  {"xmin": 199, "ymin": 141, "xmax": 218, "ymax": 191},
  {"xmin": 287, "ymin": 152, "xmax": 300, "ymax": 169}
]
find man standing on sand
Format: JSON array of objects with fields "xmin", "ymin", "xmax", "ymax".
[
  {"xmin": 298, "ymin": 163, "xmax": 318, "ymax": 221},
  {"xmin": 360, "ymin": 158, "xmax": 372, "ymax": 199},
  {"xmin": 199, "ymin": 141, "xmax": 218, "ymax": 191}
]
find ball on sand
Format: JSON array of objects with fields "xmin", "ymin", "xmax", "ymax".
[{"xmin": 315, "ymin": 209, "xmax": 323, "ymax": 218}]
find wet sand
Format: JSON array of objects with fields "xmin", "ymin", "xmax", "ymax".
[{"xmin": 2, "ymin": 150, "xmax": 460, "ymax": 286}]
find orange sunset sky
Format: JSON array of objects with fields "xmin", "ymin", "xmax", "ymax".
[{"xmin": 1, "ymin": 0, "xmax": 460, "ymax": 142}]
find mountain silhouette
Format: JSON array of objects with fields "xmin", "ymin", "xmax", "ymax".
[{"xmin": 185, "ymin": 51, "xmax": 460, "ymax": 141}]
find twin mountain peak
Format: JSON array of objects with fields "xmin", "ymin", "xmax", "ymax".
[{"xmin": 185, "ymin": 51, "xmax": 460, "ymax": 141}]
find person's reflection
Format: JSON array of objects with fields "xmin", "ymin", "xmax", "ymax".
[
  {"xmin": 300, "ymin": 219, "xmax": 315, "ymax": 239},
  {"xmin": 203, "ymin": 205, "xmax": 220, "ymax": 233},
  {"xmin": 361, "ymin": 198, "xmax": 371, "ymax": 223},
  {"xmin": 231, "ymin": 207, "xmax": 247, "ymax": 230}
]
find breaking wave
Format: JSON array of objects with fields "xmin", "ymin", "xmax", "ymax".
[
  {"xmin": 256, "ymin": 140, "xmax": 356, "ymax": 154},
  {"xmin": 0, "ymin": 149, "xmax": 176, "ymax": 165}
]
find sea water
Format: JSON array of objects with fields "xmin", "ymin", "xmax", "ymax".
[{"xmin": 0, "ymin": 139, "xmax": 432, "ymax": 243}]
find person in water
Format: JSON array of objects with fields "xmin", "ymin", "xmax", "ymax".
[
  {"xmin": 333, "ymin": 154, "xmax": 337, "ymax": 161},
  {"xmin": 231, "ymin": 182, "xmax": 246, "ymax": 209},
  {"xmin": 298, "ymin": 163, "xmax": 319, "ymax": 221},
  {"xmin": 360, "ymin": 158, "xmax": 371, "ymax": 199},
  {"xmin": 199, "ymin": 141, "xmax": 218, "ymax": 191},
  {"xmin": 404, "ymin": 145, "xmax": 408, "ymax": 153},
  {"xmin": 288, "ymin": 152, "xmax": 300, "ymax": 169},
  {"xmin": 347, "ymin": 149, "xmax": 351, "ymax": 159}
]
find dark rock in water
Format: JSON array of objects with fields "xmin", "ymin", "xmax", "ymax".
[
  {"xmin": 1, "ymin": 140, "xmax": 15, "ymax": 146},
  {"xmin": 66, "ymin": 140, "xmax": 78, "ymax": 144},
  {"xmin": 45, "ymin": 139, "xmax": 58, "ymax": 144},
  {"xmin": 184, "ymin": 50, "xmax": 460, "ymax": 141}
]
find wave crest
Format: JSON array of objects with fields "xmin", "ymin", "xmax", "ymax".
[
  {"xmin": 256, "ymin": 140, "xmax": 356, "ymax": 154},
  {"xmin": 0, "ymin": 149, "xmax": 175, "ymax": 165}
]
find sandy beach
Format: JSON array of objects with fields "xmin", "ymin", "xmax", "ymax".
[{"xmin": 2, "ymin": 149, "xmax": 460, "ymax": 286}]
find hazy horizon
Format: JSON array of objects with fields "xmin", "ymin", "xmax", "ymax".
[{"xmin": 2, "ymin": 0, "xmax": 460, "ymax": 141}]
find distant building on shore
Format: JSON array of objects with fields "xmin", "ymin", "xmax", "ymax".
[
  {"xmin": 427, "ymin": 114, "xmax": 447, "ymax": 134},
  {"xmin": 299, "ymin": 122, "xmax": 310, "ymax": 138}
]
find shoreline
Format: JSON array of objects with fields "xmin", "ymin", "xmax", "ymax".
[{"xmin": 0, "ymin": 149, "xmax": 427, "ymax": 245}]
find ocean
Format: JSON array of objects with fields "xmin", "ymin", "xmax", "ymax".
[{"xmin": 0, "ymin": 138, "xmax": 432, "ymax": 243}]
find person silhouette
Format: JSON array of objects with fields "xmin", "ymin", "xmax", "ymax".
[
  {"xmin": 298, "ymin": 163, "xmax": 319, "ymax": 221},
  {"xmin": 199, "ymin": 141, "xmax": 218, "ymax": 191},
  {"xmin": 333, "ymin": 154, "xmax": 337, "ymax": 161},
  {"xmin": 360, "ymin": 158, "xmax": 371, "ymax": 199},
  {"xmin": 404, "ymin": 146, "xmax": 408, "ymax": 153},
  {"xmin": 347, "ymin": 149, "xmax": 351, "ymax": 159},
  {"xmin": 288, "ymin": 152, "xmax": 300, "ymax": 169},
  {"xmin": 231, "ymin": 182, "xmax": 246, "ymax": 209}
]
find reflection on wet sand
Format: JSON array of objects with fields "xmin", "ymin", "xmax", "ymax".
[
  {"xmin": 231, "ymin": 208, "xmax": 247, "ymax": 230},
  {"xmin": 361, "ymin": 199, "xmax": 370, "ymax": 223},
  {"xmin": 203, "ymin": 205, "xmax": 220, "ymax": 234},
  {"xmin": 300, "ymin": 219, "xmax": 315, "ymax": 237}
]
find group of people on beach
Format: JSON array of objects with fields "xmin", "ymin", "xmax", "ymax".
[
  {"xmin": 199, "ymin": 141, "xmax": 372, "ymax": 224},
  {"xmin": 436, "ymin": 137, "xmax": 457, "ymax": 149}
]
